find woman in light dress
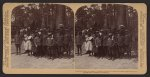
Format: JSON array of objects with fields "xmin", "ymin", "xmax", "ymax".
[
  {"xmin": 23, "ymin": 34, "xmax": 32, "ymax": 56},
  {"xmin": 84, "ymin": 34, "xmax": 93, "ymax": 56}
]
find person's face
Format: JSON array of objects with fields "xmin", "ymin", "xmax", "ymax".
[{"xmin": 85, "ymin": 35, "xmax": 88, "ymax": 38}]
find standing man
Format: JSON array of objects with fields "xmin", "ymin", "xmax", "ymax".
[
  {"xmin": 124, "ymin": 34, "xmax": 131, "ymax": 58},
  {"xmin": 56, "ymin": 32, "xmax": 64, "ymax": 58},
  {"xmin": 34, "ymin": 32, "xmax": 42, "ymax": 57},
  {"xmin": 42, "ymin": 31, "xmax": 48, "ymax": 57},
  {"xmin": 102, "ymin": 32, "xmax": 108, "ymax": 58},
  {"xmin": 30, "ymin": 33, "xmax": 36, "ymax": 56},
  {"xmin": 113, "ymin": 33, "xmax": 119, "ymax": 59},
  {"xmin": 46, "ymin": 33, "xmax": 55, "ymax": 59},
  {"xmin": 76, "ymin": 32, "xmax": 83, "ymax": 56},
  {"xmin": 63, "ymin": 32, "xmax": 70, "ymax": 56},
  {"xmin": 95, "ymin": 32, "xmax": 102, "ymax": 58},
  {"xmin": 14, "ymin": 31, "xmax": 22, "ymax": 55},
  {"xmin": 107, "ymin": 33, "xmax": 113, "ymax": 60},
  {"xmin": 117, "ymin": 33, "xmax": 123, "ymax": 58}
]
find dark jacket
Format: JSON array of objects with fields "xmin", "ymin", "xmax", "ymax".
[
  {"xmin": 124, "ymin": 35, "xmax": 130, "ymax": 45},
  {"xmin": 46, "ymin": 37, "xmax": 55, "ymax": 46},
  {"xmin": 118, "ymin": 35, "xmax": 124, "ymax": 46},
  {"xmin": 106, "ymin": 37, "xmax": 113, "ymax": 47},
  {"xmin": 34, "ymin": 36, "xmax": 41, "ymax": 46},
  {"xmin": 113, "ymin": 35, "xmax": 118, "ymax": 46},
  {"xmin": 56, "ymin": 34, "xmax": 63, "ymax": 46},
  {"xmin": 76, "ymin": 35, "xmax": 83, "ymax": 45},
  {"xmin": 42, "ymin": 34, "xmax": 47, "ymax": 46},
  {"xmin": 95, "ymin": 37, "xmax": 102, "ymax": 47},
  {"xmin": 14, "ymin": 34, "xmax": 22, "ymax": 44},
  {"xmin": 63, "ymin": 34, "xmax": 70, "ymax": 45},
  {"xmin": 102, "ymin": 35, "xmax": 108, "ymax": 46}
]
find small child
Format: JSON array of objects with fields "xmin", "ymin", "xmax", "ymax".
[{"xmin": 46, "ymin": 33, "xmax": 55, "ymax": 59}]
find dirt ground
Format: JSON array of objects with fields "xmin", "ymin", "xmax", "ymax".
[
  {"xmin": 11, "ymin": 43, "xmax": 74, "ymax": 68},
  {"xmin": 11, "ymin": 43, "xmax": 138, "ymax": 69},
  {"xmin": 75, "ymin": 54, "xmax": 138, "ymax": 69}
]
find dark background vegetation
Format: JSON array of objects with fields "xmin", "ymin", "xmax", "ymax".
[
  {"xmin": 11, "ymin": 4, "xmax": 74, "ymax": 38},
  {"xmin": 0, "ymin": 0, "xmax": 149, "ymax": 77},
  {"xmin": 75, "ymin": 4, "xmax": 138, "ymax": 54}
]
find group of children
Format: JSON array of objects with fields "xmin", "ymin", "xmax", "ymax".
[
  {"xmin": 76, "ymin": 28, "xmax": 131, "ymax": 60},
  {"xmin": 14, "ymin": 26, "xmax": 132, "ymax": 60},
  {"xmin": 14, "ymin": 27, "xmax": 73, "ymax": 59}
]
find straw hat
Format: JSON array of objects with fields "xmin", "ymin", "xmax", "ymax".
[{"xmin": 28, "ymin": 36, "xmax": 32, "ymax": 40}]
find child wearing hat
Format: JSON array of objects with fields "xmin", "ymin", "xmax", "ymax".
[{"xmin": 46, "ymin": 33, "xmax": 55, "ymax": 59}]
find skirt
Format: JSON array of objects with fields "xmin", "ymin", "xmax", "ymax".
[{"xmin": 84, "ymin": 41, "xmax": 93, "ymax": 51}]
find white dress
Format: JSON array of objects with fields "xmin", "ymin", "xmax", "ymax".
[
  {"xmin": 24, "ymin": 40, "xmax": 32, "ymax": 51},
  {"xmin": 84, "ymin": 36, "xmax": 93, "ymax": 51}
]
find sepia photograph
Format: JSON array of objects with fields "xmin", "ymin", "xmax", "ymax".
[
  {"xmin": 3, "ymin": 3, "xmax": 147, "ymax": 74},
  {"xmin": 75, "ymin": 4, "xmax": 138, "ymax": 69},
  {"xmin": 11, "ymin": 3, "xmax": 74, "ymax": 68}
]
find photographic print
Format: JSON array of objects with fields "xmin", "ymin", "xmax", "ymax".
[
  {"xmin": 3, "ymin": 3, "xmax": 147, "ymax": 74},
  {"xmin": 75, "ymin": 4, "xmax": 138, "ymax": 69},
  {"xmin": 11, "ymin": 4, "xmax": 74, "ymax": 69}
]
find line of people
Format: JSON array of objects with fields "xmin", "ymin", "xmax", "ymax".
[
  {"xmin": 76, "ymin": 28, "xmax": 131, "ymax": 60},
  {"xmin": 14, "ymin": 27, "xmax": 132, "ymax": 60},
  {"xmin": 14, "ymin": 27, "xmax": 73, "ymax": 59}
]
